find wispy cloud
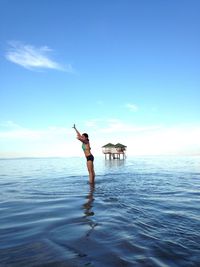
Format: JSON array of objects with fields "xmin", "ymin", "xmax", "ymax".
[
  {"xmin": 84, "ymin": 118, "xmax": 160, "ymax": 133},
  {"xmin": 0, "ymin": 121, "xmax": 78, "ymax": 157},
  {"xmin": 0, "ymin": 121, "xmax": 72, "ymax": 140},
  {"xmin": 5, "ymin": 41, "xmax": 74, "ymax": 72},
  {"xmin": 99, "ymin": 120, "xmax": 159, "ymax": 134},
  {"xmin": 1, "ymin": 120, "xmax": 200, "ymax": 157},
  {"xmin": 97, "ymin": 100, "xmax": 104, "ymax": 105},
  {"xmin": 125, "ymin": 103, "xmax": 138, "ymax": 112}
]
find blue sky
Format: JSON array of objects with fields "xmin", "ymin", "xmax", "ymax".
[{"xmin": 0, "ymin": 0, "xmax": 200, "ymax": 157}]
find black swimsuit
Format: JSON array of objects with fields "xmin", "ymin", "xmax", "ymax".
[{"xmin": 86, "ymin": 154, "xmax": 94, "ymax": 162}]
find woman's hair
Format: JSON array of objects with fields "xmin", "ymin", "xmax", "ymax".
[{"xmin": 82, "ymin": 133, "xmax": 89, "ymax": 140}]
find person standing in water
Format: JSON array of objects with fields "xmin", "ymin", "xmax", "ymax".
[{"xmin": 73, "ymin": 124, "xmax": 95, "ymax": 184}]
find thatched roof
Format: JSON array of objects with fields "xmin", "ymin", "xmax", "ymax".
[
  {"xmin": 102, "ymin": 143, "xmax": 115, "ymax": 148},
  {"xmin": 102, "ymin": 143, "xmax": 127, "ymax": 148},
  {"xmin": 115, "ymin": 143, "xmax": 127, "ymax": 148}
]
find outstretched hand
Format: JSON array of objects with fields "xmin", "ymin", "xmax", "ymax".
[{"xmin": 72, "ymin": 124, "xmax": 76, "ymax": 129}]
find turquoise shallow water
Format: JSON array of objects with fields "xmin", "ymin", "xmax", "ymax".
[{"xmin": 0, "ymin": 156, "xmax": 200, "ymax": 267}]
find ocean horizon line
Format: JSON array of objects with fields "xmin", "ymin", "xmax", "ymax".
[{"xmin": 0, "ymin": 154, "xmax": 200, "ymax": 161}]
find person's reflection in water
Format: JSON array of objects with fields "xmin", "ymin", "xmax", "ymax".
[
  {"xmin": 83, "ymin": 184, "xmax": 97, "ymax": 237},
  {"xmin": 83, "ymin": 184, "xmax": 95, "ymax": 217}
]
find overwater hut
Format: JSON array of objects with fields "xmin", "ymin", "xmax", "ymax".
[{"xmin": 102, "ymin": 143, "xmax": 127, "ymax": 160}]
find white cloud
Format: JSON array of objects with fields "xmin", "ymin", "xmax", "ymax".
[
  {"xmin": 123, "ymin": 125, "xmax": 200, "ymax": 156},
  {"xmin": 83, "ymin": 118, "xmax": 200, "ymax": 156},
  {"xmin": 84, "ymin": 118, "xmax": 159, "ymax": 134},
  {"xmin": 0, "ymin": 120, "xmax": 21, "ymax": 129},
  {"xmin": 0, "ymin": 123, "xmax": 72, "ymax": 140},
  {"xmin": 97, "ymin": 100, "xmax": 104, "ymax": 105},
  {"xmin": 125, "ymin": 103, "xmax": 138, "ymax": 112},
  {"xmin": 84, "ymin": 118, "xmax": 104, "ymax": 128},
  {"xmin": 1, "ymin": 120, "xmax": 200, "ymax": 157},
  {"xmin": 0, "ymin": 122, "xmax": 80, "ymax": 157},
  {"xmin": 5, "ymin": 41, "xmax": 74, "ymax": 72},
  {"xmin": 100, "ymin": 121, "xmax": 159, "ymax": 134}
]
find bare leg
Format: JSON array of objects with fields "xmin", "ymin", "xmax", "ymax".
[{"xmin": 87, "ymin": 160, "xmax": 95, "ymax": 184}]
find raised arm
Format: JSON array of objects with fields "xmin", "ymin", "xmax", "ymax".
[{"xmin": 72, "ymin": 124, "xmax": 82, "ymax": 139}]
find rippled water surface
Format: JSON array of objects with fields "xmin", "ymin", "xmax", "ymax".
[{"xmin": 0, "ymin": 156, "xmax": 200, "ymax": 266}]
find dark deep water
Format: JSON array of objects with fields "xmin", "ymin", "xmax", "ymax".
[{"xmin": 0, "ymin": 156, "xmax": 200, "ymax": 266}]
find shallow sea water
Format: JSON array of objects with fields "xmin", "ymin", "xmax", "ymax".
[{"xmin": 0, "ymin": 156, "xmax": 200, "ymax": 267}]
